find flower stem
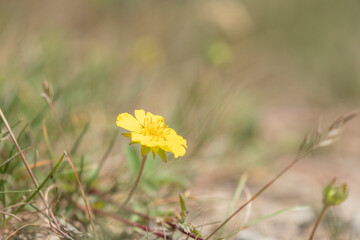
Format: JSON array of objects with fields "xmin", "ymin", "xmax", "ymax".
[
  {"xmin": 309, "ymin": 204, "xmax": 329, "ymax": 240},
  {"xmin": 123, "ymin": 154, "xmax": 148, "ymax": 206}
]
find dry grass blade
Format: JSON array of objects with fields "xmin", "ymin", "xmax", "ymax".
[
  {"xmin": 5, "ymin": 224, "xmax": 32, "ymax": 239},
  {"xmin": 65, "ymin": 152, "xmax": 96, "ymax": 236},
  {"xmin": 0, "ymin": 210, "xmax": 23, "ymax": 222}
]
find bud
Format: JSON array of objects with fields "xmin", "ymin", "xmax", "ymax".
[
  {"xmin": 42, "ymin": 80, "xmax": 53, "ymax": 99},
  {"xmin": 323, "ymin": 180, "xmax": 348, "ymax": 206}
]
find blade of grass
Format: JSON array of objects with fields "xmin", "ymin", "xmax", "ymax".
[
  {"xmin": 0, "ymin": 189, "xmax": 36, "ymax": 194},
  {"xmin": 86, "ymin": 131, "xmax": 118, "ymax": 190},
  {"xmin": 0, "ymin": 118, "xmax": 24, "ymax": 139},
  {"xmin": 78, "ymin": 156, "xmax": 85, "ymax": 182},
  {"xmin": 8, "ymin": 121, "xmax": 30, "ymax": 157},
  {"xmin": 70, "ymin": 122, "xmax": 90, "ymax": 156},
  {"xmin": 219, "ymin": 173, "xmax": 247, "ymax": 237},
  {"xmin": 219, "ymin": 206, "xmax": 309, "ymax": 239},
  {"xmin": 244, "ymin": 206, "xmax": 309, "ymax": 227},
  {"xmin": 0, "ymin": 146, "xmax": 32, "ymax": 168},
  {"xmin": 65, "ymin": 152, "xmax": 96, "ymax": 237},
  {"xmin": 43, "ymin": 124, "xmax": 55, "ymax": 160},
  {"xmin": 14, "ymin": 153, "xmax": 65, "ymax": 214}
]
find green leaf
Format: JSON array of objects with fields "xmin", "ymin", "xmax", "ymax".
[
  {"xmin": 158, "ymin": 149, "xmax": 167, "ymax": 163},
  {"xmin": 141, "ymin": 145, "xmax": 151, "ymax": 156},
  {"xmin": 179, "ymin": 193, "xmax": 188, "ymax": 219}
]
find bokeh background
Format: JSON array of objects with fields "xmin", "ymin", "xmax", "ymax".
[{"xmin": 1, "ymin": 1, "xmax": 360, "ymax": 239}]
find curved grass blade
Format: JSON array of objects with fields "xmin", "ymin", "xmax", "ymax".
[
  {"xmin": 219, "ymin": 206, "xmax": 309, "ymax": 239},
  {"xmin": 0, "ymin": 146, "xmax": 32, "ymax": 168},
  {"xmin": 0, "ymin": 118, "xmax": 24, "ymax": 139},
  {"xmin": 220, "ymin": 173, "xmax": 247, "ymax": 237},
  {"xmin": 71, "ymin": 122, "xmax": 90, "ymax": 156},
  {"xmin": 8, "ymin": 121, "xmax": 31, "ymax": 158},
  {"xmin": 42, "ymin": 124, "xmax": 54, "ymax": 160},
  {"xmin": 0, "ymin": 189, "xmax": 36, "ymax": 194},
  {"xmin": 85, "ymin": 131, "xmax": 119, "ymax": 189}
]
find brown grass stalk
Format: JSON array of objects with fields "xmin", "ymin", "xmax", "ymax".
[{"xmin": 42, "ymin": 93, "xmax": 96, "ymax": 238}]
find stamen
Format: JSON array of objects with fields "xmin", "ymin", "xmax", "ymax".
[{"xmin": 142, "ymin": 116, "xmax": 169, "ymax": 137}]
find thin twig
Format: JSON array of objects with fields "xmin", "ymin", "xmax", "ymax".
[{"xmin": 65, "ymin": 153, "xmax": 95, "ymax": 232}]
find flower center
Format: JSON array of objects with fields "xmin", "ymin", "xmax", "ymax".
[{"xmin": 143, "ymin": 117, "xmax": 170, "ymax": 138}]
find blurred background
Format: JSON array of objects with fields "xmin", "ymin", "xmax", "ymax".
[{"xmin": 0, "ymin": 0, "xmax": 360, "ymax": 239}]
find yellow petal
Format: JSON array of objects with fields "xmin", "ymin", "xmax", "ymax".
[
  {"xmin": 116, "ymin": 113, "xmax": 142, "ymax": 132},
  {"xmin": 145, "ymin": 111, "xmax": 164, "ymax": 122},
  {"xmin": 168, "ymin": 144, "xmax": 186, "ymax": 158},
  {"xmin": 159, "ymin": 131, "xmax": 187, "ymax": 158},
  {"xmin": 135, "ymin": 109, "xmax": 146, "ymax": 125},
  {"xmin": 132, "ymin": 132, "xmax": 160, "ymax": 147},
  {"xmin": 166, "ymin": 129, "xmax": 187, "ymax": 148},
  {"xmin": 121, "ymin": 133, "xmax": 132, "ymax": 138}
]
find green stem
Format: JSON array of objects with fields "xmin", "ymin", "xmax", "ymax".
[
  {"xmin": 122, "ymin": 154, "xmax": 147, "ymax": 206},
  {"xmin": 309, "ymin": 205, "xmax": 329, "ymax": 240}
]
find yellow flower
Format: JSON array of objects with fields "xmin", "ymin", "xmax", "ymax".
[{"xmin": 116, "ymin": 110, "xmax": 187, "ymax": 162}]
